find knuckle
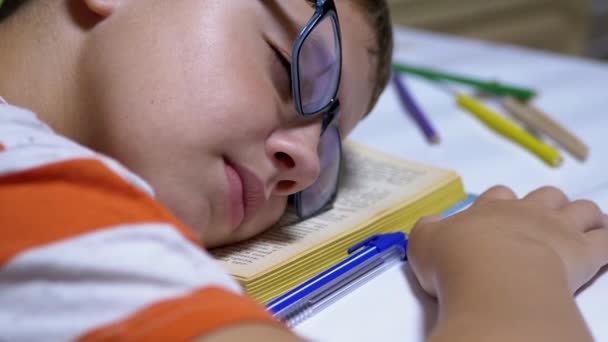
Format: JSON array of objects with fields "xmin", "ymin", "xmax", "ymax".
[
  {"xmin": 538, "ymin": 185, "xmax": 561, "ymax": 192},
  {"xmin": 573, "ymin": 199, "xmax": 601, "ymax": 213},
  {"xmin": 477, "ymin": 185, "xmax": 517, "ymax": 204},
  {"xmin": 536, "ymin": 185, "xmax": 567, "ymax": 198},
  {"xmin": 487, "ymin": 185, "xmax": 514, "ymax": 196},
  {"xmin": 488, "ymin": 184, "xmax": 509, "ymax": 191}
]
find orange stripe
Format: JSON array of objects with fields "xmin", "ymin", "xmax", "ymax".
[
  {"xmin": 0, "ymin": 159, "xmax": 199, "ymax": 264},
  {"xmin": 77, "ymin": 287, "xmax": 280, "ymax": 342}
]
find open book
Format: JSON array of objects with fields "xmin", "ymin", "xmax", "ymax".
[{"xmin": 211, "ymin": 141, "xmax": 465, "ymax": 303}]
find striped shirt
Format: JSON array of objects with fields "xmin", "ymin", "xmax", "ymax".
[{"xmin": 0, "ymin": 97, "xmax": 277, "ymax": 341}]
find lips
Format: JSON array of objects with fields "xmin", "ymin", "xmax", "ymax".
[{"xmin": 224, "ymin": 159, "xmax": 266, "ymax": 230}]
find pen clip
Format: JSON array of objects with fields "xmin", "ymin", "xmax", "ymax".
[{"xmin": 347, "ymin": 232, "xmax": 408, "ymax": 257}]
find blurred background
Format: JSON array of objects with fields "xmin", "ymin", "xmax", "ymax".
[{"xmin": 388, "ymin": 0, "xmax": 608, "ymax": 59}]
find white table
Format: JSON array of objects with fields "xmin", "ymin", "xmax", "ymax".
[{"xmin": 294, "ymin": 28, "xmax": 608, "ymax": 341}]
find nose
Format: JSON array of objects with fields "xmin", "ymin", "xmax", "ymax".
[{"xmin": 266, "ymin": 121, "xmax": 322, "ymax": 196}]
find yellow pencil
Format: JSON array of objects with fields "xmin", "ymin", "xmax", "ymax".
[{"xmin": 455, "ymin": 94, "xmax": 563, "ymax": 167}]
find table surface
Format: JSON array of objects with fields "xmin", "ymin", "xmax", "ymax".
[{"xmin": 294, "ymin": 28, "xmax": 608, "ymax": 341}]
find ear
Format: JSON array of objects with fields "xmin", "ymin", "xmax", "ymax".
[{"xmin": 82, "ymin": 0, "xmax": 123, "ymax": 17}]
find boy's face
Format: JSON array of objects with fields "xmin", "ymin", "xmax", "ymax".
[{"xmin": 81, "ymin": 0, "xmax": 376, "ymax": 247}]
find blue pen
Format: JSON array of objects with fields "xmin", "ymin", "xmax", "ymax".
[{"xmin": 266, "ymin": 232, "xmax": 408, "ymax": 326}]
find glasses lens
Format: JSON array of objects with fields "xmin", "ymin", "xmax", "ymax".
[
  {"xmin": 298, "ymin": 125, "xmax": 341, "ymax": 218},
  {"xmin": 298, "ymin": 15, "xmax": 340, "ymax": 115}
]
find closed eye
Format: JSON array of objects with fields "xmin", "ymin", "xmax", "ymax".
[
  {"xmin": 270, "ymin": 44, "xmax": 293, "ymax": 100},
  {"xmin": 271, "ymin": 45, "xmax": 291, "ymax": 77}
]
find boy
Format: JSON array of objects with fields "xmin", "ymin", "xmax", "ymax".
[{"xmin": 1, "ymin": 0, "xmax": 606, "ymax": 341}]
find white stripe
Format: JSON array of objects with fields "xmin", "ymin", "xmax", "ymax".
[
  {"xmin": 0, "ymin": 104, "xmax": 154, "ymax": 196},
  {"xmin": 0, "ymin": 224, "xmax": 241, "ymax": 342}
]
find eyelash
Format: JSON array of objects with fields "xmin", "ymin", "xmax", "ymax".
[{"xmin": 271, "ymin": 45, "xmax": 292, "ymax": 84}]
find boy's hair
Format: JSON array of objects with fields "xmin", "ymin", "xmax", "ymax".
[
  {"xmin": 0, "ymin": 0, "xmax": 28, "ymax": 22},
  {"xmin": 351, "ymin": 0, "xmax": 393, "ymax": 114},
  {"xmin": 0, "ymin": 0, "xmax": 393, "ymax": 113}
]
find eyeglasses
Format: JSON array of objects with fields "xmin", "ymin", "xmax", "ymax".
[{"xmin": 290, "ymin": 0, "xmax": 343, "ymax": 219}]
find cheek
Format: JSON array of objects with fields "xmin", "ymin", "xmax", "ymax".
[
  {"xmin": 337, "ymin": 75, "xmax": 370, "ymax": 136},
  {"xmin": 176, "ymin": 35, "xmax": 284, "ymax": 149},
  {"xmin": 82, "ymin": 9, "xmax": 282, "ymax": 155},
  {"xmin": 330, "ymin": 45, "xmax": 374, "ymax": 136}
]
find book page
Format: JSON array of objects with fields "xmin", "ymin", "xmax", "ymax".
[{"xmin": 210, "ymin": 141, "xmax": 456, "ymax": 278}]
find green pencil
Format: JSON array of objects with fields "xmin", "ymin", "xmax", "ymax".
[{"xmin": 393, "ymin": 62, "xmax": 537, "ymax": 102}]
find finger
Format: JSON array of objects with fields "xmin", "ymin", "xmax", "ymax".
[
  {"xmin": 408, "ymin": 216, "xmax": 438, "ymax": 251},
  {"xmin": 585, "ymin": 228, "xmax": 608, "ymax": 271},
  {"xmin": 407, "ymin": 216, "xmax": 440, "ymax": 242},
  {"xmin": 417, "ymin": 215, "xmax": 442, "ymax": 224},
  {"xmin": 409, "ymin": 217, "xmax": 434, "ymax": 242},
  {"xmin": 523, "ymin": 186, "xmax": 569, "ymax": 209},
  {"xmin": 560, "ymin": 200, "xmax": 605, "ymax": 232},
  {"xmin": 474, "ymin": 185, "xmax": 517, "ymax": 206}
]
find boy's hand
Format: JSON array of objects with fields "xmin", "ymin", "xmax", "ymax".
[{"xmin": 408, "ymin": 185, "xmax": 608, "ymax": 297}]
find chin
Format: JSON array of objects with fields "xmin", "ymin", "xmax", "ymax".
[
  {"xmin": 206, "ymin": 201, "xmax": 287, "ymax": 248},
  {"xmin": 203, "ymin": 225, "xmax": 266, "ymax": 248}
]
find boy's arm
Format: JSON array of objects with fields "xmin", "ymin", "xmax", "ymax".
[{"xmin": 409, "ymin": 186, "xmax": 606, "ymax": 342}]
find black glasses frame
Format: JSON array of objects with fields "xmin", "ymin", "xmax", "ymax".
[
  {"xmin": 291, "ymin": 0, "xmax": 342, "ymax": 117},
  {"xmin": 290, "ymin": 0, "xmax": 343, "ymax": 219},
  {"xmin": 292, "ymin": 100, "xmax": 343, "ymax": 219}
]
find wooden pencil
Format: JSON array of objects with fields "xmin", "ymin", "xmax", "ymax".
[{"xmin": 501, "ymin": 97, "xmax": 589, "ymax": 161}]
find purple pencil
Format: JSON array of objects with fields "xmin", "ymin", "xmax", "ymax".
[{"xmin": 392, "ymin": 72, "xmax": 440, "ymax": 144}]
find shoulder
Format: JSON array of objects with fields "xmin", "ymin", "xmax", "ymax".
[{"xmin": 0, "ymin": 101, "xmax": 154, "ymax": 194}]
